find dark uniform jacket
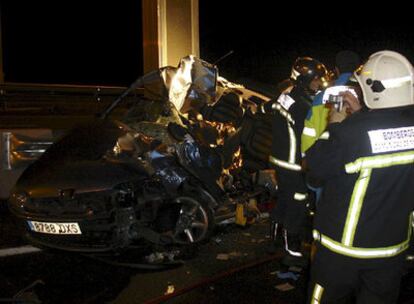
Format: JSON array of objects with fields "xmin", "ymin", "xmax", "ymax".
[
  {"xmin": 268, "ymin": 86, "xmax": 312, "ymax": 171},
  {"xmin": 307, "ymin": 106, "xmax": 414, "ymax": 259}
]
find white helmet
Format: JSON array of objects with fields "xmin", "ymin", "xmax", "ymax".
[{"xmin": 355, "ymin": 50, "xmax": 414, "ymax": 109}]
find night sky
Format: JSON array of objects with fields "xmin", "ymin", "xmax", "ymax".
[
  {"xmin": 1, "ymin": 1, "xmax": 413, "ymax": 87},
  {"xmin": 1, "ymin": 1, "xmax": 142, "ymax": 85},
  {"xmin": 199, "ymin": 2, "xmax": 414, "ymax": 85}
]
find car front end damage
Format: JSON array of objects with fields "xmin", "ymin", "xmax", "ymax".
[
  {"xmin": 7, "ymin": 55, "xmax": 276, "ymax": 255},
  {"xmin": 9, "ymin": 178, "xmax": 147, "ymax": 252}
]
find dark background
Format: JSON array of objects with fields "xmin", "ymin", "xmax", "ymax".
[
  {"xmin": 1, "ymin": 1, "xmax": 143, "ymax": 85},
  {"xmin": 1, "ymin": 1, "xmax": 413, "ymax": 86},
  {"xmin": 199, "ymin": 3, "xmax": 414, "ymax": 85}
]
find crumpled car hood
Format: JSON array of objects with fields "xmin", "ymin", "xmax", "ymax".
[{"xmin": 14, "ymin": 119, "xmax": 147, "ymax": 198}]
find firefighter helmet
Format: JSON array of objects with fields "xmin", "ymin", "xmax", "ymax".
[
  {"xmin": 290, "ymin": 57, "xmax": 328, "ymax": 88},
  {"xmin": 355, "ymin": 50, "xmax": 414, "ymax": 109}
]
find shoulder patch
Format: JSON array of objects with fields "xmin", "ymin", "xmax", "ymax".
[{"xmin": 277, "ymin": 94, "xmax": 296, "ymax": 110}]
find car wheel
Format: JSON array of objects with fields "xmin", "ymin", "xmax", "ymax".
[{"xmin": 171, "ymin": 196, "xmax": 213, "ymax": 244}]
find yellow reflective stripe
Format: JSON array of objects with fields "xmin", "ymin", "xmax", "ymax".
[
  {"xmin": 287, "ymin": 122, "xmax": 296, "ymax": 164},
  {"xmin": 303, "ymin": 126, "xmax": 317, "ymax": 137},
  {"xmin": 345, "ymin": 151, "xmax": 414, "ymax": 173},
  {"xmin": 271, "ymin": 102, "xmax": 294, "ymax": 124},
  {"xmin": 412, "ymin": 211, "xmax": 414, "ymax": 228},
  {"xmin": 294, "ymin": 192, "xmax": 308, "ymax": 201},
  {"xmin": 311, "ymin": 283, "xmax": 324, "ymax": 304},
  {"xmin": 314, "ymin": 228, "xmax": 411, "ymax": 259},
  {"xmin": 260, "ymin": 101, "xmax": 295, "ymax": 124},
  {"xmin": 269, "ymin": 155, "xmax": 302, "ymax": 171},
  {"xmin": 342, "ymin": 168, "xmax": 372, "ymax": 246},
  {"xmin": 342, "ymin": 151, "xmax": 414, "ymax": 246},
  {"xmin": 319, "ymin": 131, "xmax": 329, "ymax": 140},
  {"xmin": 260, "ymin": 104, "xmax": 266, "ymax": 113}
]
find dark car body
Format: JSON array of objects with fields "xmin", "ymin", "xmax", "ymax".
[{"xmin": 8, "ymin": 56, "xmax": 276, "ymax": 253}]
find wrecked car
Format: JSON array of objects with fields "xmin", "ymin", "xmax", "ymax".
[{"xmin": 8, "ymin": 56, "xmax": 277, "ymax": 255}]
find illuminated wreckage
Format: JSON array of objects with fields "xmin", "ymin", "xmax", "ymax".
[{"xmin": 9, "ymin": 56, "xmax": 278, "ymax": 258}]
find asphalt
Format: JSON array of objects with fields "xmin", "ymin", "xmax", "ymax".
[
  {"xmin": 0, "ymin": 203, "xmax": 306, "ymax": 304},
  {"xmin": 1, "ymin": 202, "xmax": 414, "ymax": 304}
]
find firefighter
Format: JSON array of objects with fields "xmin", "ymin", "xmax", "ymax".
[
  {"xmin": 306, "ymin": 50, "xmax": 414, "ymax": 303},
  {"xmin": 302, "ymin": 51, "xmax": 361, "ymax": 204},
  {"xmin": 301, "ymin": 50, "xmax": 361, "ymax": 154},
  {"xmin": 264, "ymin": 57, "xmax": 328, "ymax": 266}
]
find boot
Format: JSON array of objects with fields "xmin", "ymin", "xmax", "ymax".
[
  {"xmin": 281, "ymin": 229, "xmax": 308, "ymax": 268},
  {"xmin": 266, "ymin": 221, "xmax": 280, "ymax": 254}
]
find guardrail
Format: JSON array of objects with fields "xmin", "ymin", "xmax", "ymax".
[
  {"xmin": 0, "ymin": 82, "xmax": 145, "ymax": 199},
  {"xmin": 0, "ymin": 82, "xmax": 144, "ymax": 118},
  {"xmin": 2, "ymin": 132, "xmax": 54, "ymax": 171}
]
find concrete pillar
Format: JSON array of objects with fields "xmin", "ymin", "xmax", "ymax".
[{"xmin": 142, "ymin": 0, "xmax": 199, "ymax": 73}]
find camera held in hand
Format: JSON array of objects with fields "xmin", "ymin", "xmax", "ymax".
[
  {"xmin": 326, "ymin": 94, "xmax": 344, "ymax": 112},
  {"xmin": 322, "ymin": 85, "xmax": 358, "ymax": 112}
]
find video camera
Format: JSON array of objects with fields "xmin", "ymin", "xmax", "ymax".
[{"xmin": 322, "ymin": 85, "xmax": 358, "ymax": 112}]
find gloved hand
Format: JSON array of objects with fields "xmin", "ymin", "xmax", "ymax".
[{"xmin": 339, "ymin": 91, "xmax": 362, "ymax": 114}]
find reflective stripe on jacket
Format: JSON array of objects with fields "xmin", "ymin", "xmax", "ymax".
[
  {"xmin": 269, "ymin": 86, "xmax": 311, "ymax": 171},
  {"xmin": 306, "ymin": 107, "xmax": 414, "ymax": 258}
]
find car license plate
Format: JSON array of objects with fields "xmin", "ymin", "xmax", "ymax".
[{"xmin": 27, "ymin": 221, "xmax": 82, "ymax": 235}]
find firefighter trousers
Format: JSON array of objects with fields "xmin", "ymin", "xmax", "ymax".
[
  {"xmin": 308, "ymin": 244, "xmax": 406, "ymax": 304},
  {"xmin": 270, "ymin": 168, "xmax": 308, "ymax": 234}
]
